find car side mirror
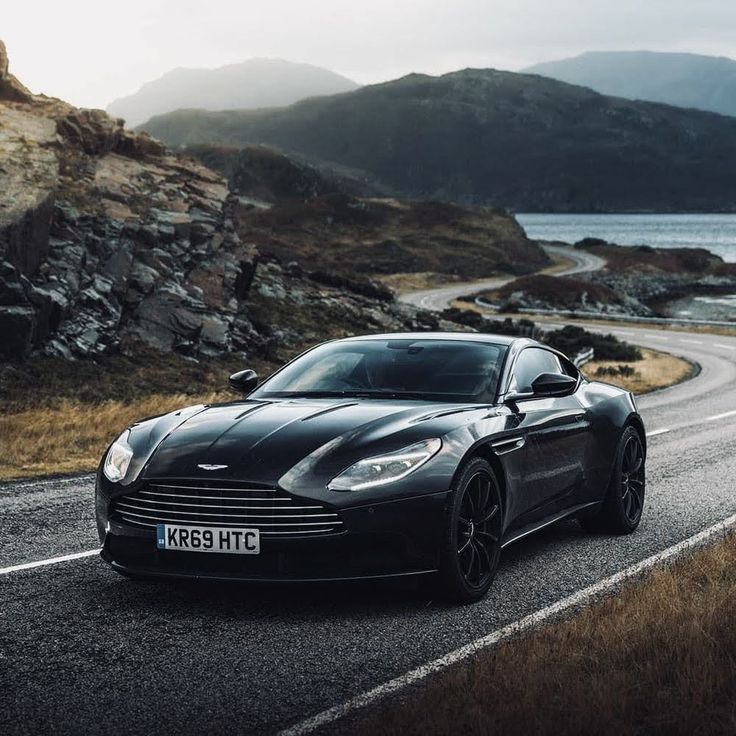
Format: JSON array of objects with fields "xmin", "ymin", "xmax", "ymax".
[
  {"xmin": 530, "ymin": 372, "xmax": 577, "ymax": 397},
  {"xmin": 229, "ymin": 369, "xmax": 259, "ymax": 394}
]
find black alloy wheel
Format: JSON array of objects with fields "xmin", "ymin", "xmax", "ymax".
[
  {"xmin": 438, "ymin": 457, "xmax": 503, "ymax": 603},
  {"xmin": 620, "ymin": 432, "xmax": 645, "ymax": 524},
  {"xmin": 580, "ymin": 425, "xmax": 646, "ymax": 534}
]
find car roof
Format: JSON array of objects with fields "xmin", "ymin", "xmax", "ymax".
[{"xmin": 337, "ymin": 332, "xmax": 539, "ymax": 347}]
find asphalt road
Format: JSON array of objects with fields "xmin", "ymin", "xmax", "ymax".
[{"xmin": 3, "ymin": 253, "xmax": 736, "ymax": 734}]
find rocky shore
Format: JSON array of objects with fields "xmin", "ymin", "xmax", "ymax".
[{"xmin": 479, "ymin": 239, "xmax": 736, "ymax": 321}]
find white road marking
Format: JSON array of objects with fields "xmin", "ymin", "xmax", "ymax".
[
  {"xmin": 647, "ymin": 428, "xmax": 671, "ymax": 437},
  {"xmin": 279, "ymin": 512, "xmax": 736, "ymax": 736},
  {"xmin": 0, "ymin": 474, "xmax": 94, "ymax": 492},
  {"xmin": 646, "ymin": 334, "xmax": 668, "ymax": 341},
  {"xmin": 0, "ymin": 549, "xmax": 99, "ymax": 576},
  {"xmin": 705, "ymin": 409, "xmax": 736, "ymax": 422},
  {"xmin": 615, "ymin": 331, "xmax": 636, "ymax": 337},
  {"xmin": 714, "ymin": 343, "xmax": 736, "ymax": 351},
  {"xmin": 679, "ymin": 339, "xmax": 703, "ymax": 345}
]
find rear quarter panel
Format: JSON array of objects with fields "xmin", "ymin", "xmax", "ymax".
[{"xmin": 576, "ymin": 380, "xmax": 644, "ymax": 499}]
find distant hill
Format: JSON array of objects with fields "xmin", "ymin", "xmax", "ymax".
[
  {"xmin": 107, "ymin": 58, "xmax": 358, "ymax": 127},
  {"xmin": 142, "ymin": 68, "xmax": 736, "ymax": 212},
  {"xmin": 187, "ymin": 144, "xmax": 386, "ymax": 201},
  {"xmin": 524, "ymin": 51, "xmax": 736, "ymax": 118}
]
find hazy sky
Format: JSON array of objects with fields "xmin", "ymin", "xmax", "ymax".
[{"xmin": 4, "ymin": 0, "xmax": 736, "ymax": 108}]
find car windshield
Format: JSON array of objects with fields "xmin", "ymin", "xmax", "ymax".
[{"xmin": 252, "ymin": 338, "xmax": 508, "ymax": 403}]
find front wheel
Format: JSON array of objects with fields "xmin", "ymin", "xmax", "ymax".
[
  {"xmin": 436, "ymin": 457, "xmax": 503, "ymax": 604},
  {"xmin": 580, "ymin": 425, "xmax": 646, "ymax": 534}
]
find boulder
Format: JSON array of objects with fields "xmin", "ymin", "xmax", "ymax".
[
  {"xmin": 56, "ymin": 109, "xmax": 124, "ymax": 156},
  {"xmin": 0, "ymin": 305, "xmax": 36, "ymax": 359},
  {"xmin": 114, "ymin": 130, "xmax": 167, "ymax": 159}
]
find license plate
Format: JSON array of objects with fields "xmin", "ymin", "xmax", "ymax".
[{"xmin": 156, "ymin": 524, "xmax": 260, "ymax": 555}]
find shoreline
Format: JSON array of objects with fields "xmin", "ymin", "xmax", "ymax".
[{"xmin": 516, "ymin": 212, "xmax": 736, "ymax": 265}]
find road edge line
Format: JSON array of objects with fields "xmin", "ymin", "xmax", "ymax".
[
  {"xmin": 0, "ymin": 549, "xmax": 99, "ymax": 576},
  {"xmin": 0, "ymin": 473, "xmax": 95, "ymax": 492},
  {"xmin": 278, "ymin": 512, "xmax": 736, "ymax": 736}
]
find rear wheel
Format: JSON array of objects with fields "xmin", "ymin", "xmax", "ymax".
[
  {"xmin": 580, "ymin": 426, "xmax": 646, "ymax": 534},
  {"xmin": 437, "ymin": 457, "xmax": 503, "ymax": 604}
]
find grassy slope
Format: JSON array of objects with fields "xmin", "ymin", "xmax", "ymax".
[
  {"xmin": 236, "ymin": 196, "xmax": 547, "ymax": 279},
  {"xmin": 0, "ymin": 392, "xmax": 231, "ymax": 478},
  {"xmin": 350, "ymin": 532, "xmax": 736, "ymax": 736}
]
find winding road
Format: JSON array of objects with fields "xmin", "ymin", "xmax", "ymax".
[
  {"xmin": 402, "ymin": 244, "xmax": 606, "ymax": 311},
  {"xmin": 2, "ymin": 246, "xmax": 736, "ymax": 735}
]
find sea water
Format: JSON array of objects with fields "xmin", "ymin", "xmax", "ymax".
[{"xmin": 516, "ymin": 213, "xmax": 736, "ymax": 263}]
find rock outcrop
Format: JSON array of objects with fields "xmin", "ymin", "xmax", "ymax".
[
  {"xmin": 485, "ymin": 274, "xmax": 653, "ymax": 317},
  {"xmin": 578, "ymin": 241, "xmax": 736, "ymax": 316},
  {"xmin": 0, "ymin": 41, "xmax": 33, "ymax": 103},
  {"xmin": 0, "ymin": 43, "xmax": 259, "ymax": 360}
]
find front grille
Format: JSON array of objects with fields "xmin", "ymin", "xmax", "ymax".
[{"xmin": 111, "ymin": 479, "xmax": 343, "ymax": 538}]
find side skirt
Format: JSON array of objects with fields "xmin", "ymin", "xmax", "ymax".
[{"xmin": 501, "ymin": 501, "xmax": 600, "ymax": 549}]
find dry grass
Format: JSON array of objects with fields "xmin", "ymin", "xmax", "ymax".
[
  {"xmin": 0, "ymin": 391, "xmax": 231, "ymax": 480},
  {"xmin": 376, "ymin": 271, "xmax": 465, "ymax": 294},
  {"xmin": 585, "ymin": 347, "xmax": 694, "ymax": 394},
  {"xmin": 352, "ymin": 533, "xmax": 736, "ymax": 736}
]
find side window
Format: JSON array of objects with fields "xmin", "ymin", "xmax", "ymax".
[{"xmin": 509, "ymin": 348, "xmax": 562, "ymax": 393}]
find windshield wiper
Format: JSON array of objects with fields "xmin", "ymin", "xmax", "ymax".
[{"xmin": 343, "ymin": 390, "xmax": 422, "ymax": 399}]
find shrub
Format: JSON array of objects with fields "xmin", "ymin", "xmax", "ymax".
[
  {"xmin": 544, "ymin": 325, "xmax": 642, "ymax": 361},
  {"xmin": 440, "ymin": 309, "xmax": 540, "ymax": 338},
  {"xmin": 596, "ymin": 365, "xmax": 637, "ymax": 378}
]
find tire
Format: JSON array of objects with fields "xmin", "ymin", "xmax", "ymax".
[
  {"xmin": 580, "ymin": 425, "xmax": 646, "ymax": 535},
  {"xmin": 436, "ymin": 457, "xmax": 503, "ymax": 604}
]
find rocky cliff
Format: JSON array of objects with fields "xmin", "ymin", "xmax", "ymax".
[
  {"xmin": 0, "ymin": 43, "xmax": 453, "ymax": 363},
  {"xmin": 0, "ymin": 41, "xmax": 262, "ymax": 360}
]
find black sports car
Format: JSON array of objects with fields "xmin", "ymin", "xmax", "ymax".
[{"xmin": 96, "ymin": 333, "xmax": 646, "ymax": 602}]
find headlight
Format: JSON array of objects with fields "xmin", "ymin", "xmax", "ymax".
[
  {"xmin": 103, "ymin": 431, "xmax": 134, "ymax": 482},
  {"xmin": 329, "ymin": 438, "xmax": 442, "ymax": 491}
]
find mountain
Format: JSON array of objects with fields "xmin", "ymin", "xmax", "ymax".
[
  {"xmin": 141, "ymin": 68, "xmax": 736, "ymax": 213},
  {"xmin": 107, "ymin": 58, "xmax": 358, "ymax": 127},
  {"xmin": 524, "ymin": 51, "xmax": 736, "ymax": 118}
]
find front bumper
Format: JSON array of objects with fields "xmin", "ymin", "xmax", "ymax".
[{"xmin": 98, "ymin": 489, "xmax": 450, "ymax": 582}]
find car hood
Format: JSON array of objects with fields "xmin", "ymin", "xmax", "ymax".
[{"xmin": 136, "ymin": 398, "xmax": 484, "ymax": 484}]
